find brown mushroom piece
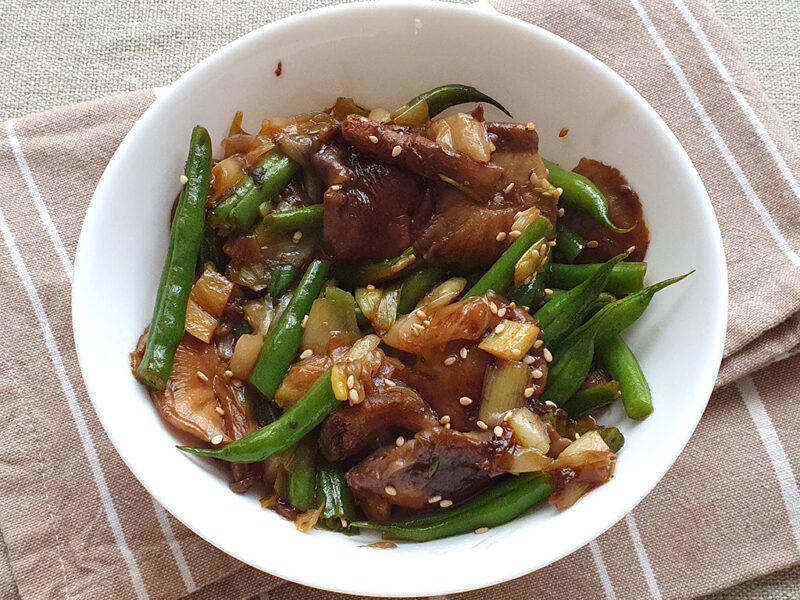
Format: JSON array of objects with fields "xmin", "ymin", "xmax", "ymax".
[
  {"xmin": 345, "ymin": 426, "xmax": 493, "ymax": 522},
  {"xmin": 319, "ymin": 384, "xmax": 439, "ymax": 462}
]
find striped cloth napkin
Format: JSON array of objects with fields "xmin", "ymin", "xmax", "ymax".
[{"xmin": 2, "ymin": 0, "xmax": 800, "ymax": 599}]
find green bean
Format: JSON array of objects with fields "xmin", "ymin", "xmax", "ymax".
[
  {"xmin": 287, "ymin": 432, "xmax": 318, "ymax": 511},
  {"xmin": 352, "ymin": 473, "xmax": 551, "ymax": 542},
  {"xmin": 210, "ymin": 149, "xmax": 296, "ymax": 230},
  {"xmin": 508, "ymin": 255, "xmax": 551, "ymax": 310},
  {"xmin": 178, "ymin": 369, "xmax": 337, "ymax": 463},
  {"xmin": 263, "ymin": 205, "xmax": 324, "ymax": 231},
  {"xmin": 269, "ymin": 265, "xmax": 298, "ymax": 298},
  {"xmin": 464, "ymin": 216, "xmax": 553, "ymax": 298},
  {"xmin": 597, "ymin": 335, "xmax": 653, "ymax": 420},
  {"xmin": 333, "ymin": 248, "xmax": 415, "ymax": 289},
  {"xmin": 136, "ymin": 126, "xmax": 212, "ymax": 391},
  {"xmin": 550, "ymin": 261, "xmax": 647, "ymax": 295},
  {"xmin": 397, "ymin": 266, "xmax": 442, "ymax": 314},
  {"xmin": 534, "ymin": 254, "xmax": 627, "ymax": 347},
  {"xmin": 544, "ymin": 160, "xmax": 633, "ymax": 234},
  {"xmin": 563, "ymin": 381, "xmax": 623, "ymax": 419},
  {"xmin": 249, "ymin": 260, "xmax": 330, "ymax": 398},
  {"xmin": 316, "ymin": 462, "xmax": 358, "ymax": 534},
  {"xmin": 555, "ymin": 223, "xmax": 586, "ymax": 263},
  {"xmin": 394, "ymin": 84, "xmax": 512, "ymax": 121}
]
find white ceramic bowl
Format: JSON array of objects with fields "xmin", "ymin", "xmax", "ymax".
[{"xmin": 73, "ymin": 1, "xmax": 727, "ymax": 596}]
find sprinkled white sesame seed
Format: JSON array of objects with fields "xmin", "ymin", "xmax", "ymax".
[
  {"xmin": 627, "ymin": 245, "xmax": 636, "ymax": 254},
  {"xmin": 444, "ymin": 356, "xmax": 457, "ymax": 366},
  {"xmin": 496, "ymin": 231, "xmax": 507, "ymax": 242},
  {"xmin": 477, "ymin": 420, "xmax": 489, "ymax": 430},
  {"xmin": 489, "ymin": 143, "xmax": 496, "ymax": 152},
  {"xmin": 415, "ymin": 309, "xmax": 427, "ymax": 319},
  {"xmin": 545, "ymin": 400, "xmax": 557, "ymax": 408},
  {"xmin": 510, "ymin": 348, "xmax": 522, "ymax": 357},
  {"xmin": 474, "ymin": 527, "xmax": 489, "ymax": 534},
  {"xmin": 532, "ymin": 369, "xmax": 544, "ymax": 379},
  {"xmin": 509, "ymin": 302, "xmax": 516, "ymax": 308},
  {"xmin": 489, "ymin": 302, "xmax": 498, "ymax": 315},
  {"xmin": 460, "ymin": 347, "xmax": 468, "ymax": 359},
  {"xmin": 302, "ymin": 314, "xmax": 309, "ymax": 328},
  {"xmin": 439, "ymin": 499, "xmax": 453, "ymax": 508},
  {"xmin": 211, "ymin": 435, "xmax": 223, "ymax": 445},
  {"xmin": 493, "ymin": 194, "xmax": 504, "ymax": 204},
  {"xmin": 523, "ymin": 355, "xmax": 535, "ymax": 365},
  {"xmin": 293, "ymin": 231, "xmax": 303, "ymax": 243},
  {"xmin": 329, "ymin": 184, "xmax": 342, "ymax": 191},
  {"xmin": 180, "ymin": 175, "xmax": 189, "ymax": 184},
  {"xmin": 459, "ymin": 396, "xmax": 473, "ymax": 406},
  {"xmin": 558, "ymin": 207, "xmax": 565, "ymax": 217},
  {"xmin": 196, "ymin": 371, "xmax": 209, "ymax": 382},
  {"xmin": 574, "ymin": 432, "xmax": 581, "ymax": 440},
  {"xmin": 385, "ymin": 485, "xmax": 397, "ymax": 496},
  {"xmin": 391, "ymin": 145, "xmax": 402, "ymax": 157},
  {"xmin": 530, "ymin": 248, "xmax": 540, "ymax": 259},
  {"xmin": 556, "ymin": 187, "xmax": 563, "ymax": 196},
  {"xmin": 440, "ymin": 415, "xmax": 451, "ymax": 425},
  {"xmin": 493, "ymin": 425, "xmax": 504, "ymax": 437},
  {"xmin": 533, "ymin": 339, "xmax": 543, "ymax": 348},
  {"xmin": 504, "ymin": 182, "xmax": 515, "ymax": 194},
  {"xmin": 340, "ymin": 518, "xmax": 348, "ymax": 528},
  {"xmin": 497, "ymin": 307, "xmax": 507, "ymax": 318},
  {"xmin": 428, "ymin": 495, "xmax": 442, "ymax": 504},
  {"xmin": 346, "ymin": 374, "xmax": 355, "ymax": 388},
  {"xmin": 348, "ymin": 388, "xmax": 359, "ymax": 403},
  {"xmin": 494, "ymin": 323, "xmax": 506, "ymax": 334},
  {"xmin": 524, "ymin": 387, "xmax": 535, "ymax": 398},
  {"xmin": 224, "ymin": 369, "xmax": 233, "ymax": 378},
  {"xmin": 366, "ymin": 284, "xmax": 376, "ymax": 290},
  {"xmin": 444, "ymin": 423, "xmax": 451, "ymax": 429},
  {"xmin": 543, "ymin": 348, "xmax": 553, "ymax": 362},
  {"xmin": 215, "ymin": 406, "xmax": 225, "ymax": 416},
  {"xmin": 548, "ymin": 240, "xmax": 557, "ymax": 247},
  {"xmin": 368, "ymin": 135, "xmax": 379, "ymax": 144},
  {"xmin": 300, "ymin": 349, "xmax": 313, "ymax": 360},
  {"xmin": 396, "ymin": 436, "xmax": 405, "ymax": 447},
  {"xmin": 526, "ymin": 122, "xmax": 535, "ymax": 130},
  {"xmin": 586, "ymin": 240, "xmax": 599, "ymax": 248},
  {"xmin": 385, "ymin": 379, "xmax": 396, "ymax": 387},
  {"xmin": 543, "ymin": 288, "xmax": 554, "ymax": 296},
  {"xmin": 509, "ymin": 229, "xmax": 522, "ymax": 239}
]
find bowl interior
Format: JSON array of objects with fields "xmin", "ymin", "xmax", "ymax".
[{"xmin": 73, "ymin": 2, "xmax": 727, "ymax": 596}]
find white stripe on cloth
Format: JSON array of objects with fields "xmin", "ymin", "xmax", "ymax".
[
  {"xmin": 671, "ymin": 0, "xmax": 800, "ymax": 204},
  {"xmin": 3, "ymin": 128, "xmax": 197, "ymax": 594},
  {"xmin": 4, "ymin": 120, "xmax": 74, "ymax": 281},
  {"xmin": 629, "ymin": 0, "xmax": 800, "ymax": 267},
  {"xmin": 737, "ymin": 376, "xmax": 800, "ymax": 551},
  {"xmin": 0, "ymin": 207, "xmax": 149, "ymax": 600},
  {"xmin": 589, "ymin": 540, "xmax": 617, "ymax": 600},
  {"xmin": 624, "ymin": 513, "xmax": 662, "ymax": 600},
  {"xmin": 151, "ymin": 497, "xmax": 197, "ymax": 593}
]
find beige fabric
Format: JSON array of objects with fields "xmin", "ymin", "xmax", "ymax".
[{"xmin": 1, "ymin": 1, "xmax": 800, "ymax": 599}]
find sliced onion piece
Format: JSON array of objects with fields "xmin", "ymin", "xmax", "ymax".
[
  {"xmin": 479, "ymin": 319, "xmax": 540, "ymax": 362},
  {"xmin": 508, "ymin": 408, "xmax": 550, "ymax": 453},
  {"xmin": 478, "ymin": 360, "xmax": 530, "ymax": 426}
]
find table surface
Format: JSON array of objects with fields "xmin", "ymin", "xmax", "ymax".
[{"xmin": 0, "ymin": 1, "xmax": 798, "ymax": 598}]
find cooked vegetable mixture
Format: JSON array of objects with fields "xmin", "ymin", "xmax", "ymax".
[{"xmin": 132, "ymin": 85, "xmax": 689, "ymax": 540}]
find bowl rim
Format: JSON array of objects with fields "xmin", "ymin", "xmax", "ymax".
[{"xmin": 72, "ymin": 0, "xmax": 728, "ymax": 596}]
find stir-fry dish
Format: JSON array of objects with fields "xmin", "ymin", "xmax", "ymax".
[{"xmin": 132, "ymin": 84, "xmax": 690, "ymax": 541}]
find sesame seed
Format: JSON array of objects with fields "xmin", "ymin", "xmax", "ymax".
[
  {"xmin": 532, "ymin": 369, "xmax": 544, "ymax": 379},
  {"xmin": 428, "ymin": 495, "xmax": 442, "ymax": 504},
  {"xmin": 346, "ymin": 375, "xmax": 355, "ymax": 388},
  {"xmin": 586, "ymin": 240, "xmax": 599, "ymax": 248},
  {"xmin": 300, "ymin": 349, "xmax": 313, "ymax": 360},
  {"xmin": 385, "ymin": 485, "xmax": 397, "ymax": 496},
  {"xmin": 493, "ymin": 194, "xmax": 504, "ymax": 204},
  {"xmin": 509, "ymin": 229, "xmax": 522, "ymax": 239},
  {"xmin": 489, "ymin": 302, "xmax": 498, "ymax": 315},
  {"xmin": 302, "ymin": 314, "xmax": 309, "ymax": 328},
  {"xmin": 179, "ymin": 175, "xmax": 189, "ymax": 184},
  {"xmin": 460, "ymin": 347, "xmax": 468, "ymax": 359},
  {"xmin": 348, "ymin": 389, "xmax": 359, "ymax": 402},
  {"xmin": 415, "ymin": 309, "xmax": 427, "ymax": 319},
  {"xmin": 504, "ymin": 182, "xmax": 515, "ymax": 194},
  {"xmin": 530, "ymin": 248, "xmax": 540, "ymax": 258},
  {"xmin": 496, "ymin": 231, "xmax": 507, "ymax": 242},
  {"xmin": 459, "ymin": 396, "xmax": 473, "ymax": 406},
  {"xmin": 509, "ymin": 302, "xmax": 516, "ymax": 308},
  {"xmin": 444, "ymin": 423, "xmax": 451, "ymax": 429},
  {"xmin": 440, "ymin": 499, "xmax": 453, "ymax": 508},
  {"xmin": 340, "ymin": 518, "xmax": 348, "ymax": 528},
  {"xmin": 477, "ymin": 420, "xmax": 489, "ymax": 430},
  {"xmin": 366, "ymin": 284, "xmax": 376, "ymax": 291},
  {"xmin": 196, "ymin": 371, "xmax": 209, "ymax": 382},
  {"xmin": 533, "ymin": 339, "xmax": 543, "ymax": 348},
  {"xmin": 543, "ymin": 348, "xmax": 553, "ymax": 362},
  {"xmin": 440, "ymin": 415, "xmax": 451, "ymax": 425},
  {"xmin": 293, "ymin": 231, "xmax": 303, "ymax": 243},
  {"xmin": 627, "ymin": 245, "xmax": 636, "ymax": 254},
  {"xmin": 474, "ymin": 527, "xmax": 489, "ymax": 534},
  {"xmin": 444, "ymin": 356, "xmax": 457, "ymax": 366},
  {"xmin": 545, "ymin": 400, "xmax": 557, "ymax": 408},
  {"xmin": 215, "ymin": 406, "xmax": 225, "ymax": 416},
  {"xmin": 224, "ymin": 369, "xmax": 233, "ymax": 378},
  {"xmin": 493, "ymin": 425, "xmax": 504, "ymax": 437},
  {"xmin": 548, "ymin": 240, "xmax": 557, "ymax": 247},
  {"xmin": 329, "ymin": 184, "xmax": 342, "ymax": 191},
  {"xmin": 385, "ymin": 379, "xmax": 396, "ymax": 387},
  {"xmin": 574, "ymin": 432, "xmax": 581, "ymax": 440},
  {"xmin": 494, "ymin": 323, "xmax": 506, "ymax": 334},
  {"xmin": 555, "ymin": 187, "xmax": 563, "ymax": 196},
  {"xmin": 543, "ymin": 288, "xmax": 554, "ymax": 296},
  {"xmin": 526, "ymin": 122, "xmax": 535, "ymax": 130},
  {"xmin": 497, "ymin": 307, "xmax": 507, "ymax": 318},
  {"xmin": 558, "ymin": 207, "xmax": 565, "ymax": 217},
  {"xmin": 510, "ymin": 348, "xmax": 522, "ymax": 357},
  {"xmin": 396, "ymin": 436, "xmax": 405, "ymax": 447},
  {"xmin": 524, "ymin": 387, "xmax": 535, "ymax": 398},
  {"xmin": 211, "ymin": 435, "xmax": 223, "ymax": 445},
  {"xmin": 368, "ymin": 135, "xmax": 379, "ymax": 144},
  {"xmin": 523, "ymin": 355, "xmax": 535, "ymax": 365},
  {"xmin": 391, "ymin": 145, "xmax": 402, "ymax": 157}
]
